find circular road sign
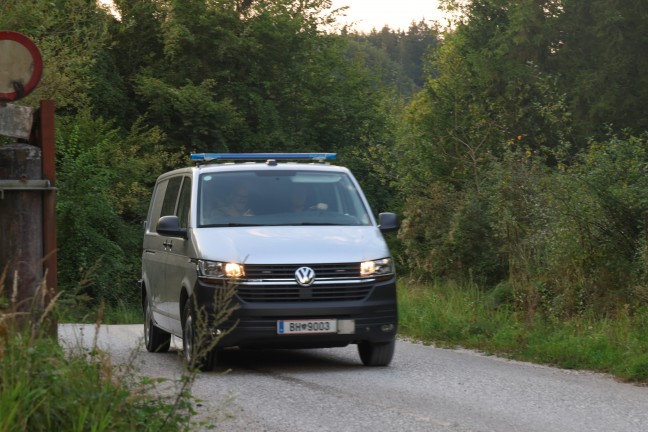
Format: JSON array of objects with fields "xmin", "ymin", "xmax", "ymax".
[{"xmin": 0, "ymin": 31, "xmax": 43, "ymax": 102}]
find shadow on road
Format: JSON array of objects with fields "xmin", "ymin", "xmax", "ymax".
[{"xmin": 214, "ymin": 346, "xmax": 363, "ymax": 374}]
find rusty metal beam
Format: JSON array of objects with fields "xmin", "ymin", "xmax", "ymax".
[{"xmin": 40, "ymin": 100, "xmax": 57, "ymax": 333}]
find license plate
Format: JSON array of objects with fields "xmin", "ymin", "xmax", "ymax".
[{"xmin": 277, "ymin": 319, "xmax": 337, "ymax": 335}]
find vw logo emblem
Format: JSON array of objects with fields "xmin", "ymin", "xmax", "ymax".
[{"xmin": 295, "ymin": 267, "xmax": 316, "ymax": 286}]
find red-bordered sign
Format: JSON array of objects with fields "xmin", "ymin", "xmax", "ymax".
[{"xmin": 0, "ymin": 31, "xmax": 43, "ymax": 101}]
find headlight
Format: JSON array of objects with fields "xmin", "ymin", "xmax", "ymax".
[
  {"xmin": 197, "ymin": 260, "xmax": 245, "ymax": 279},
  {"xmin": 360, "ymin": 258, "xmax": 394, "ymax": 277}
]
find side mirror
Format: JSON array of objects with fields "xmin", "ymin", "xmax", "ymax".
[
  {"xmin": 156, "ymin": 215, "xmax": 187, "ymax": 238},
  {"xmin": 378, "ymin": 212, "xmax": 399, "ymax": 233}
]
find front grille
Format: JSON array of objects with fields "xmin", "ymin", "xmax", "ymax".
[
  {"xmin": 236, "ymin": 282, "xmax": 373, "ymax": 303},
  {"xmin": 237, "ymin": 263, "xmax": 369, "ymax": 303},
  {"xmin": 244, "ymin": 263, "xmax": 360, "ymax": 279}
]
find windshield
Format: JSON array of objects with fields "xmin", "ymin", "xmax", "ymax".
[{"xmin": 198, "ymin": 170, "xmax": 372, "ymax": 227}]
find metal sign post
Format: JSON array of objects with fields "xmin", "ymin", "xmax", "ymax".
[{"xmin": 0, "ymin": 31, "xmax": 56, "ymax": 333}]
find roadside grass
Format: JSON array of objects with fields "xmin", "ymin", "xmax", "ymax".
[
  {"xmin": 398, "ymin": 280, "xmax": 648, "ymax": 383},
  {"xmin": 0, "ymin": 276, "xmax": 203, "ymax": 432},
  {"xmin": 58, "ymin": 299, "xmax": 143, "ymax": 324},
  {"xmin": 1, "ymin": 328, "xmax": 192, "ymax": 432}
]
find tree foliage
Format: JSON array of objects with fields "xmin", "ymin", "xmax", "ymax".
[
  {"xmin": 108, "ymin": 0, "xmax": 396, "ymax": 155},
  {"xmin": 548, "ymin": 0, "xmax": 648, "ymax": 139},
  {"xmin": 1, "ymin": 0, "xmax": 423, "ymax": 304},
  {"xmin": 396, "ymin": 0, "xmax": 648, "ymax": 317},
  {"xmin": 346, "ymin": 20, "xmax": 441, "ymax": 93},
  {"xmin": 4, "ymin": 0, "xmax": 646, "ymax": 318},
  {"xmin": 56, "ymin": 113, "xmax": 181, "ymax": 304},
  {"xmin": 0, "ymin": 0, "xmax": 113, "ymax": 111}
]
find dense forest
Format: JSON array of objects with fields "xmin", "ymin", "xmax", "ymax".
[{"xmin": 2, "ymin": 0, "xmax": 648, "ymax": 320}]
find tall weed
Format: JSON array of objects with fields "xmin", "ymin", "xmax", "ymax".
[{"xmin": 0, "ymin": 274, "xmax": 203, "ymax": 431}]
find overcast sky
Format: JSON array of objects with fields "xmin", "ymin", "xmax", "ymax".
[
  {"xmin": 98, "ymin": 0, "xmax": 449, "ymax": 33},
  {"xmin": 327, "ymin": 0, "xmax": 447, "ymax": 32}
]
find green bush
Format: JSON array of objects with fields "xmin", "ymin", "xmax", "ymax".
[
  {"xmin": 0, "ymin": 297, "xmax": 194, "ymax": 432},
  {"xmin": 56, "ymin": 112, "xmax": 183, "ymax": 307},
  {"xmin": 531, "ymin": 133, "xmax": 648, "ymax": 316},
  {"xmin": 397, "ymin": 132, "xmax": 648, "ymax": 318}
]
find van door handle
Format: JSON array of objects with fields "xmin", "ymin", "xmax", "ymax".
[{"xmin": 163, "ymin": 240, "xmax": 173, "ymax": 250}]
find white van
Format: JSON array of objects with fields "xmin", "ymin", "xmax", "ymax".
[{"xmin": 140, "ymin": 153, "xmax": 398, "ymax": 370}]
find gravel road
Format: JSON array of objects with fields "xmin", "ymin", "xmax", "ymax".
[{"xmin": 58, "ymin": 324, "xmax": 648, "ymax": 432}]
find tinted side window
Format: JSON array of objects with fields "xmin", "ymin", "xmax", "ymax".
[
  {"xmin": 160, "ymin": 177, "xmax": 182, "ymax": 218},
  {"xmin": 147, "ymin": 180, "xmax": 168, "ymax": 232},
  {"xmin": 177, "ymin": 177, "xmax": 192, "ymax": 228}
]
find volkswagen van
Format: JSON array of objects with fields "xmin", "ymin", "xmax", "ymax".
[{"xmin": 140, "ymin": 153, "xmax": 398, "ymax": 370}]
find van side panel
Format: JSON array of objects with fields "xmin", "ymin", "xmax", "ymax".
[
  {"xmin": 162, "ymin": 176, "xmax": 193, "ymax": 334},
  {"xmin": 143, "ymin": 174, "xmax": 191, "ymax": 335},
  {"xmin": 142, "ymin": 179, "xmax": 169, "ymax": 329}
]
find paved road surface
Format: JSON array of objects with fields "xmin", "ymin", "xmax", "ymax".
[{"xmin": 58, "ymin": 324, "xmax": 648, "ymax": 432}]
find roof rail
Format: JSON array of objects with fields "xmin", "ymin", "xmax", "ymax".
[{"xmin": 190, "ymin": 153, "xmax": 337, "ymax": 163}]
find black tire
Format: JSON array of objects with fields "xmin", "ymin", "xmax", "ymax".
[
  {"xmin": 358, "ymin": 339, "xmax": 395, "ymax": 367},
  {"xmin": 182, "ymin": 301, "xmax": 217, "ymax": 372},
  {"xmin": 144, "ymin": 294, "xmax": 171, "ymax": 353}
]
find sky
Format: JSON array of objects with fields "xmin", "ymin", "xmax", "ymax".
[
  {"xmin": 98, "ymin": 0, "xmax": 449, "ymax": 33},
  {"xmin": 327, "ymin": 0, "xmax": 447, "ymax": 33}
]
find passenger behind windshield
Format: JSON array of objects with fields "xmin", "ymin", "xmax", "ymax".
[
  {"xmin": 289, "ymin": 184, "xmax": 308, "ymax": 212},
  {"xmin": 289, "ymin": 184, "xmax": 328, "ymax": 213},
  {"xmin": 211, "ymin": 183, "xmax": 254, "ymax": 218}
]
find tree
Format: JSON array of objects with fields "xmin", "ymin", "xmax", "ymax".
[
  {"xmin": 549, "ymin": 0, "xmax": 648, "ymax": 141},
  {"xmin": 0, "ymin": 0, "xmax": 114, "ymax": 111},
  {"xmin": 56, "ymin": 113, "xmax": 181, "ymax": 304},
  {"xmin": 109, "ymin": 0, "xmax": 400, "ymax": 158},
  {"xmin": 394, "ymin": 0, "xmax": 572, "ymax": 281}
]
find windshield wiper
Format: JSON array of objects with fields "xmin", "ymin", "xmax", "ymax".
[
  {"xmin": 201, "ymin": 223, "xmax": 262, "ymax": 227},
  {"xmin": 296, "ymin": 222, "xmax": 347, "ymax": 226}
]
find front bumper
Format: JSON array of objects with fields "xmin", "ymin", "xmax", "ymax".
[{"xmin": 192, "ymin": 276, "xmax": 398, "ymax": 349}]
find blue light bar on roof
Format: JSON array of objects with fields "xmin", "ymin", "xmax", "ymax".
[{"xmin": 190, "ymin": 153, "xmax": 337, "ymax": 161}]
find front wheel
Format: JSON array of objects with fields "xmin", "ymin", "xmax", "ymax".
[
  {"xmin": 144, "ymin": 295, "xmax": 170, "ymax": 353},
  {"xmin": 358, "ymin": 339, "xmax": 395, "ymax": 367},
  {"xmin": 182, "ymin": 301, "xmax": 217, "ymax": 372}
]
